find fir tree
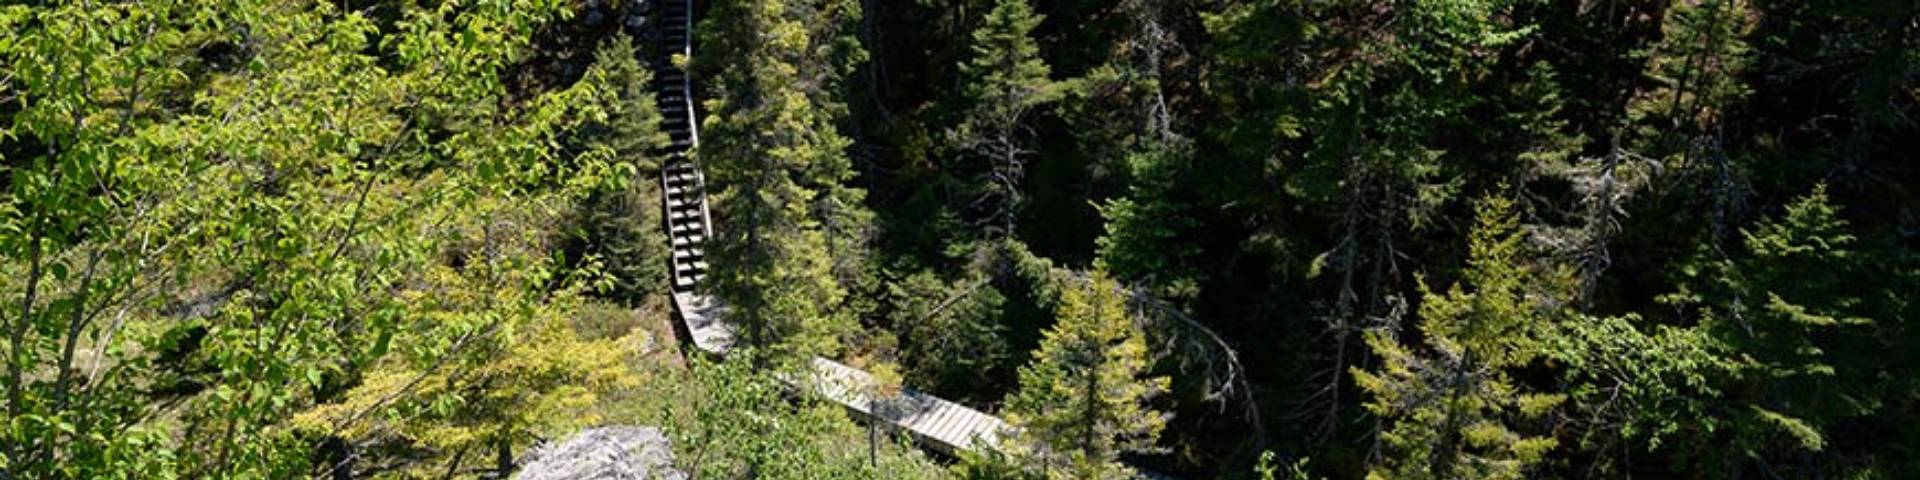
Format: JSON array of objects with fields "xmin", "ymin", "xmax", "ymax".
[
  {"xmin": 1351, "ymin": 195, "xmax": 1564, "ymax": 480},
  {"xmin": 950, "ymin": 0, "xmax": 1060, "ymax": 237},
  {"xmin": 1092, "ymin": 0, "xmax": 1202, "ymax": 302},
  {"xmin": 700, "ymin": 0, "xmax": 870, "ymax": 360},
  {"xmin": 1095, "ymin": 145, "xmax": 1200, "ymax": 301},
  {"xmin": 1660, "ymin": 185, "xmax": 1899, "ymax": 475},
  {"xmin": 574, "ymin": 35, "xmax": 671, "ymax": 305},
  {"xmin": 887, "ymin": 268, "xmax": 1012, "ymax": 403},
  {"xmin": 1001, "ymin": 271, "xmax": 1168, "ymax": 479},
  {"xmin": 1628, "ymin": 0, "xmax": 1757, "ymax": 245}
]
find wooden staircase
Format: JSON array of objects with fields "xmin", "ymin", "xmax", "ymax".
[{"xmin": 654, "ymin": 0, "xmax": 734, "ymax": 352}]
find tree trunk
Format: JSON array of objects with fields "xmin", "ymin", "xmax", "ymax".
[{"xmin": 494, "ymin": 440, "xmax": 513, "ymax": 478}]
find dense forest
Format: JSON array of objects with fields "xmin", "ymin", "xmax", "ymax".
[{"xmin": 1, "ymin": 0, "xmax": 1916, "ymax": 478}]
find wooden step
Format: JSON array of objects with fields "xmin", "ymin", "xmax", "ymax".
[
  {"xmin": 672, "ymin": 234, "xmax": 706, "ymax": 247},
  {"xmin": 674, "ymin": 251, "xmax": 706, "ymax": 265}
]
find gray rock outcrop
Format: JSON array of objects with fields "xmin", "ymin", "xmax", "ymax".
[{"xmin": 514, "ymin": 426, "xmax": 687, "ymax": 480}]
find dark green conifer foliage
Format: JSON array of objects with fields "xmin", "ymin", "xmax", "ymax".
[
  {"xmin": 699, "ymin": 0, "xmax": 870, "ymax": 360},
  {"xmin": 1659, "ymin": 185, "xmax": 1904, "ymax": 475},
  {"xmin": 574, "ymin": 35, "xmax": 670, "ymax": 305},
  {"xmin": 886, "ymin": 268, "xmax": 1011, "ymax": 402},
  {"xmin": 3, "ymin": 0, "xmax": 1918, "ymax": 478},
  {"xmin": 950, "ymin": 0, "xmax": 1060, "ymax": 237},
  {"xmin": 1628, "ymin": 0, "xmax": 1758, "ymax": 245},
  {"xmin": 1091, "ymin": 0, "xmax": 1202, "ymax": 302}
]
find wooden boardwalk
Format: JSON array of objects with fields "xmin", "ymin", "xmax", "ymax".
[
  {"xmin": 670, "ymin": 292, "xmax": 734, "ymax": 352},
  {"xmin": 804, "ymin": 357, "xmax": 1008, "ymax": 456}
]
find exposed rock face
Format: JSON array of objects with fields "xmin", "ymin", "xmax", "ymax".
[{"xmin": 514, "ymin": 426, "xmax": 687, "ymax": 480}]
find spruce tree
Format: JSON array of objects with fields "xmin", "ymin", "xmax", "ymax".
[
  {"xmin": 575, "ymin": 35, "xmax": 671, "ymax": 305},
  {"xmin": 950, "ymin": 0, "xmax": 1060, "ymax": 237},
  {"xmin": 1001, "ymin": 271, "xmax": 1168, "ymax": 479},
  {"xmin": 1628, "ymin": 0, "xmax": 1757, "ymax": 244},
  {"xmin": 700, "ymin": 0, "xmax": 870, "ymax": 360},
  {"xmin": 1351, "ymin": 195, "xmax": 1564, "ymax": 480},
  {"xmin": 1660, "ymin": 185, "xmax": 1899, "ymax": 474},
  {"xmin": 1092, "ymin": 0, "xmax": 1202, "ymax": 302}
]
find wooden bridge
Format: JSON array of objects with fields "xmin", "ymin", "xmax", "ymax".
[{"xmin": 650, "ymin": 2, "xmax": 1172, "ymax": 477}]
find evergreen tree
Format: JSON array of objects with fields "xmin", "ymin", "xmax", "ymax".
[
  {"xmin": 1547, "ymin": 312, "xmax": 1733, "ymax": 477},
  {"xmin": 1095, "ymin": 145, "xmax": 1199, "ymax": 301},
  {"xmin": 4, "ymin": 0, "xmax": 1919, "ymax": 478},
  {"xmin": 700, "ymin": 0, "xmax": 870, "ymax": 360},
  {"xmin": 886, "ymin": 268, "xmax": 1012, "ymax": 403},
  {"xmin": 573, "ymin": 35, "xmax": 671, "ymax": 305},
  {"xmin": 1351, "ymin": 195, "xmax": 1564, "ymax": 480},
  {"xmin": 1202, "ymin": 1, "xmax": 1540, "ymax": 443},
  {"xmin": 1659, "ymin": 185, "xmax": 1903, "ymax": 475},
  {"xmin": 1001, "ymin": 271, "xmax": 1168, "ymax": 479},
  {"xmin": 1628, "ymin": 0, "xmax": 1757, "ymax": 244},
  {"xmin": 950, "ymin": 0, "xmax": 1060, "ymax": 237},
  {"xmin": 1091, "ymin": 0, "xmax": 1202, "ymax": 302},
  {"xmin": 1632, "ymin": 0, "xmax": 1756, "ymax": 140}
]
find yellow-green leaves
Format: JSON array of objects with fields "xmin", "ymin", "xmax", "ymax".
[{"xmin": 0, "ymin": 0, "xmax": 636, "ymax": 476}]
